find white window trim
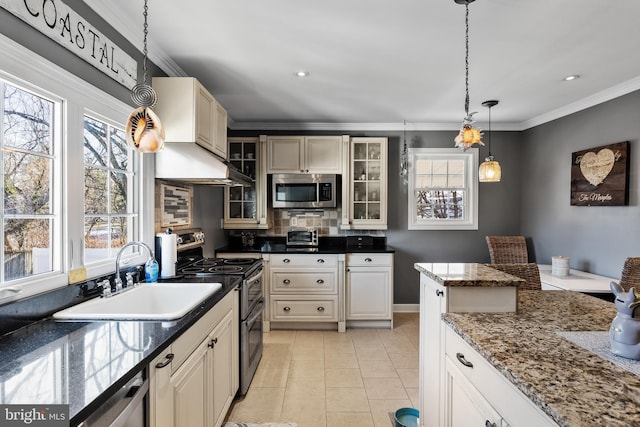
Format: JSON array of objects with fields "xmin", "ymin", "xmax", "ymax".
[
  {"xmin": 408, "ymin": 147, "xmax": 479, "ymax": 230},
  {"xmin": 0, "ymin": 33, "xmax": 154, "ymax": 300}
]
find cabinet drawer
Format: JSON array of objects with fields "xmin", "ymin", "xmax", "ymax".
[
  {"xmin": 445, "ymin": 326, "xmax": 557, "ymax": 426},
  {"xmin": 271, "ymin": 296, "xmax": 338, "ymax": 321},
  {"xmin": 346, "ymin": 253, "xmax": 393, "ymax": 267},
  {"xmin": 171, "ymin": 290, "xmax": 233, "ymax": 373},
  {"xmin": 271, "ymin": 271, "xmax": 337, "ymax": 293},
  {"xmin": 270, "ymin": 253, "xmax": 338, "ymax": 268}
]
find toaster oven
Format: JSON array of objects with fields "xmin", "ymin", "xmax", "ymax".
[{"xmin": 286, "ymin": 228, "xmax": 318, "ymax": 247}]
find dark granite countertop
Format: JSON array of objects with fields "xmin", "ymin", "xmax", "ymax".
[
  {"xmin": 443, "ymin": 290, "xmax": 640, "ymax": 426},
  {"xmin": 0, "ymin": 275, "xmax": 242, "ymax": 426},
  {"xmin": 216, "ymin": 236, "xmax": 395, "ymax": 254}
]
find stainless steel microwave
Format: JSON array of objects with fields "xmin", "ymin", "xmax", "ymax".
[{"xmin": 272, "ymin": 174, "xmax": 336, "ymax": 208}]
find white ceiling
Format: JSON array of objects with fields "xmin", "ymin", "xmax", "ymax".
[{"xmin": 86, "ymin": 0, "xmax": 640, "ymax": 131}]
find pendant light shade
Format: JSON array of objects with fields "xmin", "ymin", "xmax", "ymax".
[
  {"xmin": 479, "ymin": 100, "xmax": 501, "ymax": 182},
  {"xmin": 125, "ymin": 0, "xmax": 164, "ymax": 153}
]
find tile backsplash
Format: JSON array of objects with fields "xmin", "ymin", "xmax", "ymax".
[{"xmin": 268, "ymin": 208, "xmax": 384, "ymax": 237}]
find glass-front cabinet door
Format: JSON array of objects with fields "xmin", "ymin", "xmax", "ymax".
[
  {"xmin": 350, "ymin": 137, "xmax": 388, "ymax": 229},
  {"xmin": 224, "ymin": 137, "xmax": 260, "ymax": 228}
]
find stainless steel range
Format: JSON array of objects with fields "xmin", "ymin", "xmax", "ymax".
[{"xmin": 159, "ymin": 228, "xmax": 263, "ymax": 395}]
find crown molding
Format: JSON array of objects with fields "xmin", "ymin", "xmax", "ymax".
[
  {"xmin": 521, "ymin": 76, "xmax": 640, "ymax": 130},
  {"xmin": 83, "ymin": 1, "xmax": 186, "ymax": 77}
]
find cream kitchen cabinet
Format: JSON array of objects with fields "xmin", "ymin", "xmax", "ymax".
[
  {"xmin": 345, "ymin": 253, "xmax": 393, "ymax": 328},
  {"xmin": 268, "ymin": 253, "xmax": 345, "ymax": 332},
  {"xmin": 152, "ymin": 77, "xmax": 227, "ymax": 159},
  {"xmin": 224, "ymin": 137, "xmax": 271, "ymax": 229},
  {"xmin": 150, "ymin": 288, "xmax": 238, "ymax": 427},
  {"xmin": 444, "ymin": 326, "xmax": 557, "ymax": 427},
  {"xmin": 342, "ymin": 137, "xmax": 388, "ymax": 230},
  {"xmin": 266, "ymin": 135, "xmax": 345, "ymax": 174}
]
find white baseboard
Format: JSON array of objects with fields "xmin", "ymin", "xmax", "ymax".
[{"xmin": 393, "ymin": 304, "xmax": 420, "ymax": 313}]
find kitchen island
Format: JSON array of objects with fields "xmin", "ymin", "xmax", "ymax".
[{"xmin": 416, "ymin": 262, "xmax": 640, "ymax": 427}]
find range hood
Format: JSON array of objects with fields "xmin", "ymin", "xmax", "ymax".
[{"xmin": 155, "ymin": 143, "xmax": 253, "ymax": 186}]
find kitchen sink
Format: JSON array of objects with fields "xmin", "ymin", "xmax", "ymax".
[{"xmin": 53, "ymin": 282, "xmax": 223, "ymax": 321}]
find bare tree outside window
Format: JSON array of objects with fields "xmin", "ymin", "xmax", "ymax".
[
  {"xmin": 83, "ymin": 116, "xmax": 135, "ymax": 263},
  {"xmin": 2, "ymin": 83, "xmax": 56, "ymax": 281}
]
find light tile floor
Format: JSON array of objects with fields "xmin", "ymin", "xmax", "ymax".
[{"xmin": 226, "ymin": 313, "xmax": 419, "ymax": 427}]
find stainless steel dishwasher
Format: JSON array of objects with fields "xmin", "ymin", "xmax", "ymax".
[{"xmin": 78, "ymin": 371, "xmax": 148, "ymax": 427}]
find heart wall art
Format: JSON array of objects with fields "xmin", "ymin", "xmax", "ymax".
[{"xmin": 570, "ymin": 141, "xmax": 629, "ymax": 206}]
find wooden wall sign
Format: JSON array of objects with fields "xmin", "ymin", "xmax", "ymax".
[
  {"xmin": 570, "ymin": 141, "xmax": 629, "ymax": 206},
  {"xmin": 0, "ymin": 0, "xmax": 137, "ymax": 89}
]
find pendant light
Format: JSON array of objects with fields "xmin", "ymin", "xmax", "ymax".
[
  {"xmin": 400, "ymin": 120, "xmax": 409, "ymax": 184},
  {"xmin": 125, "ymin": 0, "xmax": 165, "ymax": 153},
  {"xmin": 478, "ymin": 100, "xmax": 501, "ymax": 182},
  {"xmin": 453, "ymin": 0, "xmax": 483, "ymax": 150}
]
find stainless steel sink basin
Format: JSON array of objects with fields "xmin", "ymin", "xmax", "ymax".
[{"xmin": 53, "ymin": 282, "xmax": 222, "ymax": 321}]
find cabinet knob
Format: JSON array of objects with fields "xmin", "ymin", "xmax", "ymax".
[
  {"xmin": 208, "ymin": 338, "xmax": 217, "ymax": 348},
  {"xmin": 485, "ymin": 421, "xmax": 497, "ymax": 427},
  {"xmin": 364, "ymin": 257, "xmax": 372, "ymax": 262},
  {"xmin": 456, "ymin": 352, "xmax": 474, "ymax": 368},
  {"xmin": 317, "ymin": 306, "xmax": 325, "ymax": 312},
  {"xmin": 316, "ymin": 279, "xmax": 324, "ymax": 284},
  {"xmin": 317, "ymin": 259, "xmax": 325, "ymax": 264},
  {"xmin": 283, "ymin": 258, "xmax": 291, "ymax": 263},
  {"xmin": 436, "ymin": 289, "xmax": 444, "ymax": 297},
  {"xmin": 155, "ymin": 353, "xmax": 174, "ymax": 369},
  {"xmin": 283, "ymin": 306, "xmax": 291, "ymax": 312},
  {"xmin": 283, "ymin": 279, "xmax": 291, "ymax": 285}
]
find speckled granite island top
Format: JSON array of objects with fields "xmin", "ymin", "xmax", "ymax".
[
  {"xmin": 414, "ymin": 262, "xmax": 524, "ymax": 287},
  {"xmin": 443, "ymin": 290, "xmax": 640, "ymax": 426}
]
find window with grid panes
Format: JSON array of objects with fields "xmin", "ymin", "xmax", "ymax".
[{"xmin": 408, "ymin": 148, "xmax": 478, "ymax": 230}]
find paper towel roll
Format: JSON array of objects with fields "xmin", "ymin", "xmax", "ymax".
[
  {"xmin": 552, "ymin": 256, "xmax": 570, "ymax": 277},
  {"xmin": 157, "ymin": 232, "xmax": 177, "ymax": 278}
]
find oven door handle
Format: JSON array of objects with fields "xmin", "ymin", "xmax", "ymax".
[
  {"xmin": 246, "ymin": 268, "xmax": 263, "ymax": 287},
  {"xmin": 246, "ymin": 298, "xmax": 264, "ymax": 325},
  {"xmin": 107, "ymin": 377, "xmax": 149, "ymax": 427}
]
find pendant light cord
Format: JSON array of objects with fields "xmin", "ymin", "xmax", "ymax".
[
  {"xmin": 142, "ymin": 0, "xmax": 149, "ymax": 86},
  {"xmin": 464, "ymin": 3, "xmax": 470, "ymax": 116}
]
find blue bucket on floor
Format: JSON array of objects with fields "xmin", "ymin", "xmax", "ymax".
[{"xmin": 394, "ymin": 407, "xmax": 419, "ymax": 427}]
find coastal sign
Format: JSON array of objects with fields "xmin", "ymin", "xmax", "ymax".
[
  {"xmin": 570, "ymin": 141, "xmax": 629, "ymax": 206},
  {"xmin": 0, "ymin": 0, "xmax": 137, "ymax": 89}
]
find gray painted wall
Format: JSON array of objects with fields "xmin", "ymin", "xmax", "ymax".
[{"xmin": 521, "ymin": 91, "xmax": 640, "ymax": 279}]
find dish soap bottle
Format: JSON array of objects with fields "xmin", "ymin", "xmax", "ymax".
[{"xmin": 145, "ymin": 258, "xmax": 159, "ymax": 283}]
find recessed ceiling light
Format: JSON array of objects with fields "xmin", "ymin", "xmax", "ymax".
[
  {"xmin": 295, "ymin": 71, "xmax": 310, "ymax": 78},
  {"xmin": 563, "ymin": 74, "xmax": 580, "ymax": 81}
]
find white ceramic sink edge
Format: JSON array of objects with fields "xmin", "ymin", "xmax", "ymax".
[{"xmin": 53, "ymin": 282, "xmax": 223, "ymax": 321}]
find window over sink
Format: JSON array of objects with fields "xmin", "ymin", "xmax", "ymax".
[{"xmin": 0, "ymin": 34, "xmax": 150, "ymax": 299}]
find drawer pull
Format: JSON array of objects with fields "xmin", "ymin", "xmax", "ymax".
[
  {"xmin": 456, "ymin": 352, "xmax": 473, "ymax": 368},
  {"xmin": 436, "ymin": 289, "xmax": 444, "ymax": 297},
  {"xmin": 316, "ymin": 279, "xmax": 324, "ymax": 284},
  {"xmin": 283, "ymin": 279, "xmax": 291, "ymax": 285},
  {"xmin": 317, "ymin": 306, "xmax": 325, "ymax": 312},
  {"xmin": 208, "ymin": 337, "xmax": 218, "ymax": 348},
  {"xmin": 155, "ymin": 353, "xmax": 174, "ymax": 369},
  {"xmin": 317, "ymin": 259, "xmax": 325, "ymax": 263},
  {"xmin": 364, "ymin": 257, "xmax": 372, "ymax": 262},
  {"xmin": 485, "ymin": 421, "xmax": 496, "ymax": 427},
  {"xmin": 283, "ymin": 258, "xmax": 291, "ymax": 263},
  {"xmin": 283, "ymin": 306, "xmax": 291, "ymax": 312}
]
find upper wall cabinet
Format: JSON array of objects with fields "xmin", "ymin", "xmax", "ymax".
[
  {"xmin": 152, "ymin": 77, "xmax": 227, "ymax": 159},
  {"xmin": 266, "ymin": 136, "xmax": 344, "ymax": 174}
]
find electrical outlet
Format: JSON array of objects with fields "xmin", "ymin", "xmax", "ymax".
[
  {"xmin": 69, "ymin": 267, "xmax": 87, "ymax": 284},
  {"xmin": 290, "ymin": 216, "xmax": 298, "ymax": 226}
]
